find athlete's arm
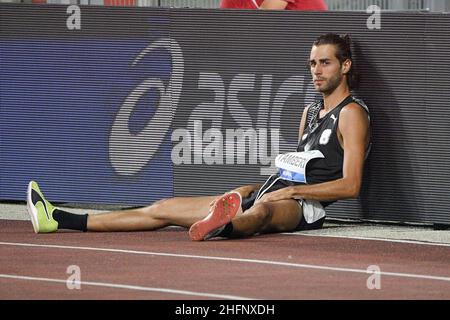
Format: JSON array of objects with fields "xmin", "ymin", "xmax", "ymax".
[
  {"xmin": 259, "ymin": 0, "xmax": 289, "ymax": 10},
  {"xmin": 258, "ymin": 103, "xmax": 370, "ymax": 203},
  {"xmin": 232, "ymin": 184, "xmax": 263, "ymax": 198},
  {"xmin": 298, "ymin": 105, "xmax": 309, "ymax": 142}
]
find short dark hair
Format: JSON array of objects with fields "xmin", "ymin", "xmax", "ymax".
[{"xmin": 312, "ymin": 33, "xmax": 358, "ymax": 90}]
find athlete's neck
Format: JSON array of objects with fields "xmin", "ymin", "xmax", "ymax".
[{"xmin": 321, "ymin": 83, "xmax": 351, "ymax": 112}]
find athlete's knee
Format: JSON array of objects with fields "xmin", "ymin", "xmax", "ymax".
[
  {"xmin": 153, "ymin": 198, "xmax": 171, "ymax": 208},
  {"xmin": 230, "ymin": 202, "xmax": 273, "ymax": 238},
  {"xmin": 142, "ymin": 198, "xmax": 170, "ymax": 217},
  {"xmin": 245, "ymin": 202, "xmax": 273, "ymax": 226}
]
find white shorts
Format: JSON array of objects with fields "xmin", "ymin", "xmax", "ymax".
[{"xmin": 298, "ymin": 199, "xmax": 326, "ymax": 224}]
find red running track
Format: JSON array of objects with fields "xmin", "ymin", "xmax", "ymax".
[{"xmin": 0, "ymin": 220, "xmax": 449, "ymax": 300}]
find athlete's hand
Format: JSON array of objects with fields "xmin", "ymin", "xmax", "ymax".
[{"xmin": 256, "ymin": 187, "xmax": 294, "ymax": 203}]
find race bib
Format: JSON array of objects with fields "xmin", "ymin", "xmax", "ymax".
[{"xmin": 275, "ymin": 150, "xmax": 324, "ymax": 183}]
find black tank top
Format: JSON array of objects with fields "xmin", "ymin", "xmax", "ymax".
[
  {"xmin": 296, "ymin": 95, "xmax": 370, "ymax": 184},
  {"xmin": 259, "ymin": 95, "xmax": 370, "ymax": 208}
]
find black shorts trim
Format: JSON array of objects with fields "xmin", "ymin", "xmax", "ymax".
[{"xmin": 241, "ymin": 190, "xmax": 259, "ymax": 212}]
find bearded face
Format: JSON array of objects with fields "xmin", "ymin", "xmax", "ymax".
[{"xmin": 309, "ymin": 44, "xmax": 350, "ymax": 95}]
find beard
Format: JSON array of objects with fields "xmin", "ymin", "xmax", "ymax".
[{"xmin": 316, "ymin": 73, "xmax": 343, "ymax": 95}]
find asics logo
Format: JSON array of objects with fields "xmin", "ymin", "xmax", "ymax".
[
  {"xmin": 109, "ymin": 38, "xmax": 317, "ymax": 176},
  {"xmin": 32, "ymin": 190, "xmax": 51, "ymax": 221},
  {"xmin": 109, "ymin": 38, "xmax": 184, "ymax": 176}
]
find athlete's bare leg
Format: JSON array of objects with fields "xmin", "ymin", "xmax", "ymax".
[
  {"xmin": 229, "ymin": 199, "xmax": 303, "ymax": 238},
  {"xmin": 87, "ymin": 195, "xmax": 244, "ymax": 232}
]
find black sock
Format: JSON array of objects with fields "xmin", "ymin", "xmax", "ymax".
[
  {"xmin": 53, "ymin": 209, "xmax": 89, "ymax": 232},
  {"xmin": 217, "ymin": 222, "xmax": 234, "ymax": 238}
]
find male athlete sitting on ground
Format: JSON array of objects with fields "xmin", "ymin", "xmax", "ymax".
[{"xmin": 27, "ymin": 33, "xmax": 371, "ymax": 241}]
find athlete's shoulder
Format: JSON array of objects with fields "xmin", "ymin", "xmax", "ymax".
[
  {"xmin": 349, "ymin": 96, "xmax": 370, "ymax": 114},
  {"xmin": 341, "ymin": 102, "xmax": 370, "ymax": 118},
  {"xmin": 340, "ymin": 97, "xmax": 370, "ymax": 123},
  {"xmin": 340, "ymin": 99, "xmax": 371, "ymax": 129}
]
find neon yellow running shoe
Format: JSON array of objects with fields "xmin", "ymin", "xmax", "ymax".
[{"xmin": 27, "ymin": 181, "xmax": 58, "ymax": 233}]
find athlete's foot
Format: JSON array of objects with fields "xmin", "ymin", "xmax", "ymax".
[
  {"xmin": 27, "ymin": 181, "xmax": 58, "ymax": 233},
  {"xmin": 189, "ymin": 192, "xmax": 242, "ymax": 241}
]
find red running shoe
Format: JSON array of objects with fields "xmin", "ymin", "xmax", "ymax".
[{"xmin": 189, "ymin": 191, "xmax": 242, "ymax": 241}]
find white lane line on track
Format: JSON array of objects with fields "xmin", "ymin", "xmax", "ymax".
[
  {"xmin": 0, "ymin": 274, "xmax": 252, "ymax": 300},
  {"xmin": 283, "ymin": 232, "xmax": 450, "ymax": 247},
  {"xmin": 1, "ymin": 241, "xmax": 450, "ymax": 283}
]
